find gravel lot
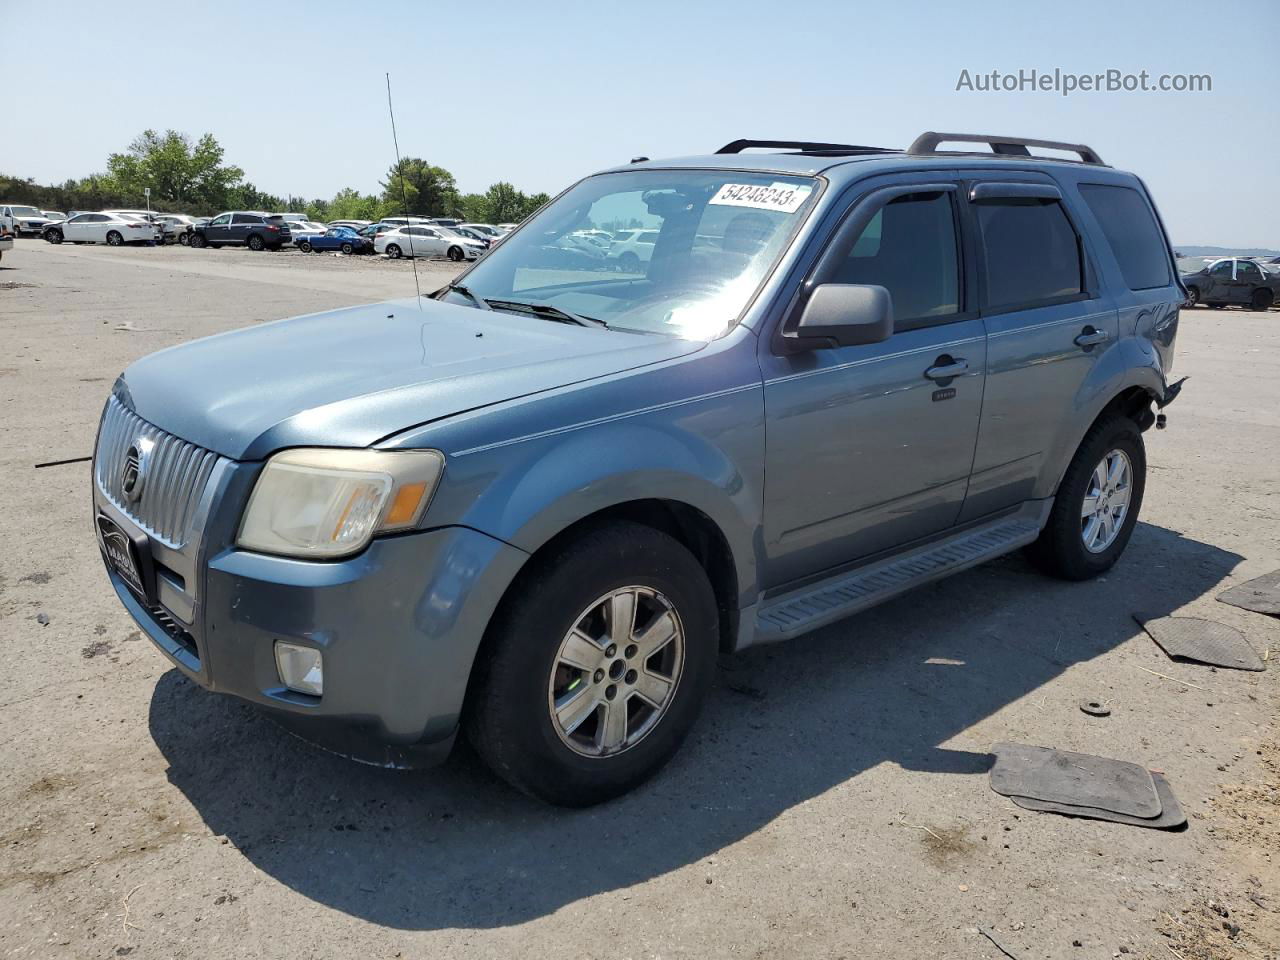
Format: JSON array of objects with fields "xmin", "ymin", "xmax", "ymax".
[{"xmin": 1, "ymin": 240, "xmax": 1277, "ymax": 960}]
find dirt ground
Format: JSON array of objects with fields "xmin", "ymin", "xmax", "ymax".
[{"xmin": 0, "ymin": 239, "xmax": 1276, "ymax": 960}]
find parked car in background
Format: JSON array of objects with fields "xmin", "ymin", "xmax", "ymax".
[
  {"xmin": 272, "ymin": 212, "xmax": 311, "ymax": 224},
  {"xmin": 154, "ymin": 214, "xmax": 200, "ymax": 245},
  {"xmin": 356, "ymin": 222, "xmax": 399, "ymax": 242},
  {"xmin": 451, "ymin": 225, "xmax": 492, "ymax": 248},
  {"xmin": 102, "ymin": 210, "xmax": 164, "ymax": 243},
  {"xmin": 374, "ymin": 224, "xmax": 483, "ymax": 260},
  {"xmin": 327, "ymin": 219, "xmax": 372, "ymax": 230},
  {"xmin": 42, "ymin": 210, "xmax": 66, "ymax": 222},
  {"xmin": 496, "ymin": 222, "xmax": 517, "ymax": 232},
  {"xmin": 44, "ymin": 211, "xmax": 156, "ymax": 245},
  {"xmin": 428, "ymin": 217, "xmax": 462, "ymax": 228},
  {"xmin": 458, "ymin": 222, "xmax": 502, "ymax": 240},
  {"xmin": 288, "ymin": 220, "xmax": 328, "ymax": 239},
  {"xmin": 608, "ymin": 228, "xmax": 660, "ymax": 272},
  {"xmin": 189, "ymin": 212, "xmax": 293, "ymax": 250},
  {"xmin": 296, "ymin": 226, "xmax": 371, "ymax": 254},
  {"xmin": 1, "ymin": 204, "xmax": 54, "ymax": 236},
  {"xmin": 1180, "ymin": 257, "xmax": 1277, "ymax": 310}
]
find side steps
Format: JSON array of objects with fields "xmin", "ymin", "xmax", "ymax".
[{"xmin": 754, "ymin": 504, "xmax": 1049, "ymax": 643}]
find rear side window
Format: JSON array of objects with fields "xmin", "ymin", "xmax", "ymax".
[
  {"xmin": 1078, "ymin": 184, "xmax": 1171, "ymax": 290},
  {"xmin": 828, "ymin": 191, "xmax": 960, "ymax": 328},
  {"xmin": 976, "ymin": 200, "xmax": 1082, "ymax": 309},
  {"xmin": 1237, "ymin": 261, "xmax": 1262, "ymax": 281},
  {"xmin": 233, "ymin": 213, "xmax": 264, "ymax": 225}
]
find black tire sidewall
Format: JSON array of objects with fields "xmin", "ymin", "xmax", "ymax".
[
  {"xmin": 468, "ymin": 523, "xmax": 717, "ymax": 806},
  {"xmin": 1036, "ymin": 417, "xmax": 1146, "ymax": 580}
]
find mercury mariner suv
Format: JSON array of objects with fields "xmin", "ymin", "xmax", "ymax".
[{"xmin": 93, "ymin": 132, "xmax": 1184, "ymax": 805}]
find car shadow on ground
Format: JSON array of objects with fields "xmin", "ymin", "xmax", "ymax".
[{"xmin": 148, "ymin": 521, "xmax": 1241, "ymax": 930}]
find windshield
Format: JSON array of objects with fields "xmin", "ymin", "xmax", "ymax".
[
  {"xmin": 10, "ymin": 206, "xmax": 43, "ymax": 217},
  {"xmin": 442, "ymin": 170, "xmax": 817, "ymax": 339}
]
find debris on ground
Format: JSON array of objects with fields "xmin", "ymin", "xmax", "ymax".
[
  {"xmin": 1217, "ymin": 569, "xmax": 1280, "ymax": 617},
  {"xmin": 1134, "ymin": 614, "xmax": 1265, "ymax": 671}
]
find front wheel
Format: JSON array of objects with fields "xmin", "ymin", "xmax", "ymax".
[
  {"xmin": 1183, "ymin": 285, "xmax": 1199, "ymax": 308},
  {"xmin": 189, "ymin": 233, "xmax": 207, "ymax": 248},
  {"xmin": 298, "ymin": 241, "xmax": 312, "ymax": 253},
  {"xmin": 45, "ymin": 229, "xmax": 63, "ymax": 244},
  {"xmin": 1025, "ymin": 415, "xmax": 1146, "ymax": 580},
  {"xmin": 466, "ymin": 521, "xmax": 717, "ymax": 806},
  {"xmin": 105, "ymin": 230, "xmax": 124, "ymax": 246},
  {"xmin": 447, "ymin": 245, "xmax": 464, "ymax": 262}
]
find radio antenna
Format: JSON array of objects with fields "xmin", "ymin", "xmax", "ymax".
[{"xmin": 385, "ymin": 72, "xmax": 422, "ymax": 305}]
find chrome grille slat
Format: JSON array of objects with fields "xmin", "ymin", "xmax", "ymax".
[{"xmin": 94, "ymin": 395, "xmax": 222, "ymax": 547}]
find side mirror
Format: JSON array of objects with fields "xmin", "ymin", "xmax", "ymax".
[{"xmin": 784, "ymin": 283, "xmax": 894, "ymax": 351}]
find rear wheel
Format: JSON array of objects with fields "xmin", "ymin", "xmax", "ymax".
[
  {"xmin": 618, "ymin": 251, "xmax": 641, "ymax": 273},
  {"xmin": 179, "ymin": 232, "xmax": 190, "ymax": 246},
  {"xmin": 466, "ymin": 521, "xmax": 717, "ymax": 806},
  {"xmin": 1251, "ymin": 288, "xmax": 1274, "ymax": 311},
  {"xmin": 447, "ymin": 245, "xmax": 464, "ymax": 262},
  {"xmin": 1025, "ymin": 414, "xmax": 1146, "ymax": 581},
  {"xmin": 247, "ymin": 234, "xmax": 265, "ymax": 251},
  {"xmin": 340, "ymin": 241, "xmax": 354, "ymax": 255},
  {"xmin": 105, "ymin": 231, "xmax": 123, "ymax": 246},
  {"xmin": 386, "ymin": 243, "xmax": 402, "ymax": 259}
]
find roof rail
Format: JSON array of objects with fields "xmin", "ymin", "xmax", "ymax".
[
  {"xmin": 907, "ymin": 132, "xmax": 1105, "ymax": 165},
  {"xmin": 716, "ymin": 139, "xmax": 894, "ymax": 156}
]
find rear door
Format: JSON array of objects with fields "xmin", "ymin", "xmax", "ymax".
[
  {"xmin": 230, "ymin": 213, "xmax": 261, "ymax": 244},
  {"xmin": 1234, "ymin": 260, "xmax": 1265, "ymax": 304},
  {"xmin": 958, "ymin": 172, "xmax": 1118, "ymax": 521},
  {"xmin": 760, "ymin": 174, "xmax": 987, "ymax": 587}
]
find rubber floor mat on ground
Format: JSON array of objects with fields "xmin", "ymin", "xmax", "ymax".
[
  {"xmin": 990, "ymin": 743, "xmax": 1161, "ymax": 818},
  {"xmin": 1009, "ymin": 771, "xmax": 1186, "ymax": 829},
  {"xmin": 1134, "ymin": 614, "xmax": 1265, "ymax": 671},
  {"xmin": 1217, "ymin": 569, "xmax": 1280, "ymax": 617}
]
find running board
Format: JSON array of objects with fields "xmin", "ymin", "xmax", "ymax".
[{"xmin": 754, "ymin": 504, "xmax": 1049, "ymax": 644}]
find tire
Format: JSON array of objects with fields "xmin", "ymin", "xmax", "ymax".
[
  {"xmin": 1024, "ymin": 414, "xmax": 1146, "ymax": 581},
  {"xmin": 298, "ymin": 241, "xmax": 312, "ymax": 253},
  {"xmin": 189, "ymin": 233, "xmax": 207, "ymax": 249},
  {"xmin": 447, "ymin": 245, "xmax": 464, "ymax": 262},
  {"xmin": 340, "ymin": 242, "xmax": 354, "ymax": 255},
  {"xmin": 466, "ymin": 521, "xmax": 718, "ymax": 806},
  {"xmin": 179, "ymin": 232, "xmax": 190, "ymax": 246},
  {"xmin": 1251, "ymin": 289, "xmax": 1274, "ymax": 312},
  {"xmin": 1183, "ymin": 285, "xmax": 1199, "ymax": 308},
  {"xmin": 385, "ymin": 243, "xmax": 402, "ymax": 259},
  {"xmin": 247, "ymin": 234, "xmax": 265, "ymax": 251},
  {"xmin": 45, "ymin": 229, "xmax": 63, "ymax": 244},
  {"xmin": 105, "ymin": 231, "xmax": 124, "ymax": 247},
  {"xmin": 618, "ymin": 252, "xmax": 641, "ymax": 273}
]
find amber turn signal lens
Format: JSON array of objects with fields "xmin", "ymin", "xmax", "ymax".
[{"xmin": 382, "ymin": 481, "xmax": 428, "ymax": 527}]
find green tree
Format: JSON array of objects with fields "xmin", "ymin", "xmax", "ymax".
[
  {"xmin": 326, "ymin": 187, "xmax": 382, "ymax": 222},
  {"xmin": 379, "ymin": 158, "xmax": 458, "ymax": 217},
  {"xmin": 103, "ymin": 130, "xmax": 245, "ymax": 211}
]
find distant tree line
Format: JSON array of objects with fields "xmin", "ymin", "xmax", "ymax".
[{"xmin": 1, "ymin": 129, "xmax": 552, "ymax": 224}]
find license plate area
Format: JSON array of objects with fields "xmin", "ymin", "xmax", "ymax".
[{"xmin": 97, "ymin": 513, "xmax": 157, "ymax": 604}]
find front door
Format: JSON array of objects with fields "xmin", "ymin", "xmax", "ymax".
[
  {"xmin": 760, "ymin": 177, "xmax": 986, "ymax": 588},
  {"xmin": 205, "ymin": 213, "xmax": 232, "ymax": 243}
]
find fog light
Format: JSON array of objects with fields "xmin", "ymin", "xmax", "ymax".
[{"xmin": 275, "ymin": 642, "xmax": 323, "ymax": 696}]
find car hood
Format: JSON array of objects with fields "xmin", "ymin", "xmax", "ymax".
[{"xmin": 118, "ymin": 298, "xmax": 706, "ymax": 460}]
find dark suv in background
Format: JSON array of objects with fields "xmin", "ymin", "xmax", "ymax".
[{"xmin": 189, "ymin": 212, "xmax": 293, "ymax": 251}]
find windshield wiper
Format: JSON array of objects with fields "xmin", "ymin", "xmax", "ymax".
[
  {"xmin": 486, "ymin": 299, "xmax": 608, "ymax": 329},
  {"xmin": 445, "ymin": 283, "xmax": 492, "ymax": 310}
]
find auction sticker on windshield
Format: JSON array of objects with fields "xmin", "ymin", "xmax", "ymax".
[{"xmin": 709, "ymin": 182, "xmax": 811, "ymax": 213}]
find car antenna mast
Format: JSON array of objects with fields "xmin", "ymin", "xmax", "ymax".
[{"xmin": 385, "ymin": 72, "xmax": 422, "ymax": 306}]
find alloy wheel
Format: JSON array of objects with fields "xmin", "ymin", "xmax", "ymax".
[
  {"xmin": 548, "ymin": 586, "xmax": 685, "ymax": 758},
  {"xmin": 1081, "ymin": 449, "xmax": 1132, "ymax": 553}
]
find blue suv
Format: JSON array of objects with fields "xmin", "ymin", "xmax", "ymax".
[{"xmin": 93, "ymin": 132, "xmax": 1184, "ymax": 805}]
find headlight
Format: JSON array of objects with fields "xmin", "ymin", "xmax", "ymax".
[{"xmin": 237, "ymin": 448, "xmax": 445, "ymax": 558}]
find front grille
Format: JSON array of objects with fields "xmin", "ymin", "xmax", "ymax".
[{"xmin": 95, "ymin": 396, "xmax": 221, "ymax": 547}]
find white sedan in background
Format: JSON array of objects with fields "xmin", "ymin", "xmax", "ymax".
[
  {"xmin": 374, "ymin": 224, "xmax": 485, "ymax": 261},
  {"xmin": 288, "ymin": 220, "xmax": 329, "ymax": 239},
  {"xmin": 48, "ymin": 212, "xmax": 157, "ymax": 246}
]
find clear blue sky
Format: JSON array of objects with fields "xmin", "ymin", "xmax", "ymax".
[{"xmin": 5, "ymin": 0, "xmax": 1277, "ymax": 246}]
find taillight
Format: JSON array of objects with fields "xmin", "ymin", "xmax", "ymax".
[{"xmin": 266, "ymin": 224, "xmax": 280, "ymax": 232}]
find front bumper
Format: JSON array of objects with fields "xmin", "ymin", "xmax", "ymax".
[{"xmin": 96, "ymin": 479, "xmax": 529, "ymax": 764}]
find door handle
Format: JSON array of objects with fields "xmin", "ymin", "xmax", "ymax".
[
  {"xmin": 924, "ymin": 356, "xmax": 968, "ymax": 381},
  {"xmin": 1074, "ymin": 326, "xmax": 1111, "ymax": 348}
]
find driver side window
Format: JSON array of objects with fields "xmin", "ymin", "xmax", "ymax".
[{"xmin": 210, "ymin": 214, "xmax": 231, "ymax": 226}]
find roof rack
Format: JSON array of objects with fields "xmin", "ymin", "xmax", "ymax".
[
  {"xmin": 907, "ymin": 132, "xmax": 1105, "ymax": 165},
  {"xmin": 716, "ymin": 139, "xmax": 895, "ymax": 157}
]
